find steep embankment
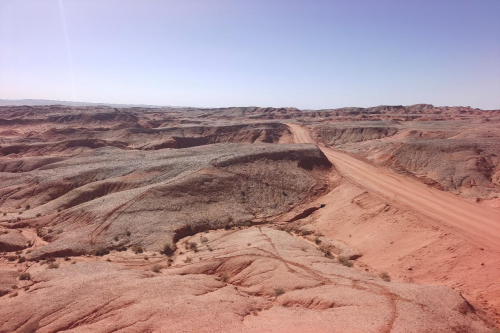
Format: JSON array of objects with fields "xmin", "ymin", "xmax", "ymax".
[
  {"xmin": 288, "ymin": 123, "xmax": 500, "ymax": 326},
  {"xmin": 312, "ymin": 121, "xmax": 500, "ymax": 200}
]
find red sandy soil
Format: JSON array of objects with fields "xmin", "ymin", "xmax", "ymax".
[{"xmin": 0, "ymin": 227, "xmax": 492, "ymax": 332}]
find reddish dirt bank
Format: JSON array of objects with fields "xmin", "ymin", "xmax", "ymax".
[
  {"xmin": 288, "ymin": 123, "xmax": 500, "ymax": 326},
  {"xmin": 289, "ymin": 123, "xmax": 500, "ymax": 249}
]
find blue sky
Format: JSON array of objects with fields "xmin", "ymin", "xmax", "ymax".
[{"xmin": 1, "ymin": 0, "xmax": 499, "ymax": 109}]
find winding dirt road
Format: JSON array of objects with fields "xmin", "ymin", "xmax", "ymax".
[{"xmin": 288, "ymin": 123, "xmax": 500, "ymax": 250}]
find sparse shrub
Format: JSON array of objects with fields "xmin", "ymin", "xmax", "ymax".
[
  {"xmin": 64, "ymin": 257, "xmax": 71, "ymax": 261},
  {"xmin": 274, "ymin": 288, "xmax": 285, "ymax": 296},
  {"xmin": 207, "ymin": 245, "xmax": 213, "ymax": 252},
  {"xmin": 183, "ymin": 257, "xmax": 192, "ymax": 263},
  {"xmin": 247, "ymin": 243, "xmax": 251, "ymax": 246},
  {"xmin": 9, "ymin": 292, "xmax": 18, "ymax": 298},
  {"xmin": 71, "ymin": 261, "xmax": 76, "ymax": 264},
  {"xmin": 244, "ymin": 221, "xmax": 252, "ymax": 227},
  {"xmin": 94, "ymin": 248, "xmax": 110, "ymax": 256},
  {"xmin": 224, "ymin": 224, "xmax": 231, "ymax": 230},
  {"xmin": 379, "ymin": 272, "xmax": 391, "ymax": 282},
  {"xmin": 189, "ymin": 242, "xmax": 198, "ymax": 252},
  {"xmin": 314, "ymin": 237, "xmax": 321, "ymax": 245},
  {"xmin": 7, "ymin": 256, "xmax": 17, "ymax": 262},
  {"xmin": 47, "ymin": 262, "xmax": 59, "ymax": 269},
  {"xmin": 116, "ymin": 246, "xmax": 127, "ymax": 252},
  {"xmin": 2, "ymin": 212, "xmax": 6, "ymax": 216},
  {"xmin": 152, "ymin": 265, "xmax": 162, "ymax": 273},
  {"xmin": 19, "ymin": 272, "xmax": 31, "ymax": 280},
  {"xmin": 126, "ymin": 230, "xmax": 131, "ymax": 237},
  {"xmin": 25, "ymin": 205, "xmax": 30, "ymax": 210},
  {"xmin": 17, "ymin": 217, "xmax": 21, "ymax": 221},
  {"xmin": 338, "ymin": 256, "xmax": 353, "ymax": 267},
  {"xmin": 132, "ymin": 246, "xmax": 144, "ymax": 254},
  {"xmin": 36, "ymin": 213, "xmax": 41, "ymax": 217},
  {"xmin": 200, "ymin": 236, "xmax": 208, "ymax": 244},
  {"xmin": 114, "ymin": 236, "xmax": 119, "ymax": 241},
  {"xmin": 18, "ymin": 257, "xmax": 26, "ymax": 263},
  {"xmin": 301, "ymin": 247, "xmax": 307, "ymax": 252},
  {"xmin": 220, "ymin": 273, "xmax": 229, "ymax": 282},
  {"xmin": 300, "ymin": 230, "xmax": 313, "ymax": 236},
  {"xmin": 162, "ymin": 243, "xmax": 174, "ymax": 256}
]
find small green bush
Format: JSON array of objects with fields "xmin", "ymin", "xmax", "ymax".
[
  {"xmin": 162, "ymin": 243, "xmax": 174, "ymax": 256},
  {"xmin": 132, "ymin": 246, "xmax": 144, "ymax": 254},
  {"xmin": 48, "ymin": 263, "xmax": 59, "ymax": 269},
  {"xmin": 189, "ymin": 242, "xmax": 198, "ymax": 252},
  {"xmin": 152, "ymin": 265, "xmax": 162, "ymax": 273},
  {"xmin": 19, "ymin": 272, "xmax": 31, "ymax": 280},
  {"xmin": 379, "ymin": 272, "xmax": 391, "ymax": 282},
  {"xmin": 338, "ymin": 256, "xmax": 353, "ymax": 267},
  {"xmin": 274, "ymin": 288, "xmax": 285, "ymax": 296},
  {"xmin": 94, "ymin": 248, "xmax": 110, "ymax": 256}
]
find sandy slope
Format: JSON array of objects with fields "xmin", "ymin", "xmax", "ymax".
[
  {"xmin": 0, "ymin": 227, "xmax": 491, "ymax": 333},
  {"xmin": 288, "ymin": 123, "xmax": 500, "ymax": 251}
]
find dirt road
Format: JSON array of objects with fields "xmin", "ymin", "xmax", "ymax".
[{"xmin": 288, "ymin": 123, "xmax": 500, "ymax": 249}]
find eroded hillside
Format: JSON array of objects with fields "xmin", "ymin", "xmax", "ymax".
[{"xmin": 1, "ymin": 104, "xmax": 500, "ymax": 332}]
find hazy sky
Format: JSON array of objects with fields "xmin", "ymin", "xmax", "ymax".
[{"xmin": 1, "ymin": 0, "xmax": 499, "ymax": 109}]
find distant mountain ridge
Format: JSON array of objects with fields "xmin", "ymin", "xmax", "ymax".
[{"xmin": 0, "ymin": 99, "xmax": 167, "ymax": 108}]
